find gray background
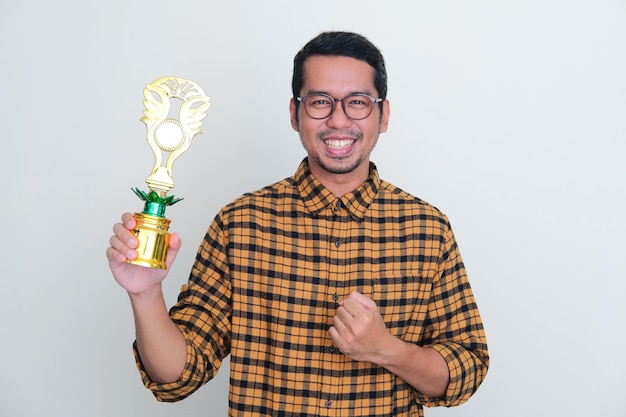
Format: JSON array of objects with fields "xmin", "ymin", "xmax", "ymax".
[{"xmin": 1, "ymin": 1, "xmax": 624, "ymax": 416}]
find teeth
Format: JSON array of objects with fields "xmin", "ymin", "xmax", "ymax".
[{"xmin": 325, "ymin": 139, "xmax": 353, "ymax": 149}]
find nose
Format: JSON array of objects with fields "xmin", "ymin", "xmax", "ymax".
[{"xmin": 326, "ymin": 100, "xmax": 353, "ymax": 129}]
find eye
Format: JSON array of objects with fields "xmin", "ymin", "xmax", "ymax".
[
  {"xmin": 308, "ymin": 96, "xmax": 332, "ymax": 107},
  {"xmin": 346, "ymin": 96, "xmax": 370, "ymax": 107}
]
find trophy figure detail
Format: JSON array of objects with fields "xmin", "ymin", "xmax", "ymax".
[{"xmin": 129, "ymin": 76, "xmax": 210, "ymax": 269}]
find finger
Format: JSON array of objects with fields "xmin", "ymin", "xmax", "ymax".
[
  {"xmin": 121, "ymin": 212, "xmax": 136, "ymax": 229},
  {"xmin": 333, "ymin": 308, "xmax": 349, "ymax": 329},
  {"xmin": 349, "ymin": 291, "xmax": 376, "ymax": 310},
  {"xmin": 328, "ymin": 322, "xmax": 353, "ymax": 356},
  {"xmin": 339, "ymin": 298, "xmax": 362, "ymax": 317},
  {"xmin": 328, "ymin": 326, "xmax": 340, "ymax": 344},
  {"xmin": 106, "ymin": 245, "xmax": 130, "ymax": 263},
  {"xmin": 113, "ymin": 222, "xmax": 138, "ymax": 248},
  {"xmin": 334, "ymin": 305, "xmax": 355, "ymax": 325},
  {"xmin": 328, "ymin": 322, "xmax": 349, "ymax": 346},
  {"xmin": 108, "ymin": 234, "xmax": 136, "ymax": 261}
]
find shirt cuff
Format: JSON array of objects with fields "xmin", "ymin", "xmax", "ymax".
[
  {"xmin": 417, "ymin": 342, "xmax": 487, "ymax": 407},
  {"xmin": 132, "ymin": 338, "xmax": 205, "ymax": 402}
]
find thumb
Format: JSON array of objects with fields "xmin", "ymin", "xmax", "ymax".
[
  {"xmin": 165, "ymin": 232, "xmax": 182, "ymax": 267},
  {"xmin": 349, "ymin": 291, "xmax": 376, "ymax": 310}
]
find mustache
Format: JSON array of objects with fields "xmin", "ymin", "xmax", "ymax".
[{"xmin": 317, "ymin": 130, "xmax": 363, "ymax": 141}]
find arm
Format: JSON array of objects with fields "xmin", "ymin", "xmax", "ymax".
[
  {"xmin": 329, "ymin": 292, "xmax": 449, "ymax": 398},
  {"xmin": 106, "ymin": 212, "xmax": 187, "ymax": 383},
  {"xmin": 329, "ymin": 223, "xmax": 489, "ymax": 405}
]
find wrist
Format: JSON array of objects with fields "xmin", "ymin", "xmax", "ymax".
[
  {"xmin": 373, "ymin": 333, "xmax": 406, "ymax": 368},
  {"xmin": 128, "ymin": 282, "xmax": 165, "ymax": 308}
]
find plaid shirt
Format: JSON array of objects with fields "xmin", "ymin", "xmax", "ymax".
[{"xmin": 135, "ymin": 159, "xmax": 489, "ymax": 416}]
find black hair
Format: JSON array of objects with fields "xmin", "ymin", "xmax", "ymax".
[{"xmin": 292, "ymin": 31, "xmax": 387, "ymax": 108}]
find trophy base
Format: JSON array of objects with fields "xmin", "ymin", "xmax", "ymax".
[{"xmin": 128, "ymin": 212, "xmax": 171, "ymax": 270}]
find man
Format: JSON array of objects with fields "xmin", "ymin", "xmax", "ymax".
[{"xmin": 107, "ymin": 31, "xmax": 489, "ymax": 416}]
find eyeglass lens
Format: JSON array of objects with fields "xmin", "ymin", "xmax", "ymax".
[{"xmin": 302, "ymin": 94, "xmax": 376, "ymax": 120}]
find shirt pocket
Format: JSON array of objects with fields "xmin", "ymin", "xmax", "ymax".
[{"xmin": 372, "ymin": 273, "xmax": 432, "ymax": 340}]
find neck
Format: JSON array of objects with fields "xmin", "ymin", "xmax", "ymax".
[{"xmin": 308, "ymin": 161, "xmax": 369, "ymax": 197}]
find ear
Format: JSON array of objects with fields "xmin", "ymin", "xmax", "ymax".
[
  {"xmin": 289, "ymin": 98, "xmax": 299, "ymax": 132},
  {"xmin": 378, "ymin": 99, "xmax": 390, "ymax": 134}
]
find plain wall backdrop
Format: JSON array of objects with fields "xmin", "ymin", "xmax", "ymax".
[{"xmin": 1, "ymin": 1, "xmax": 624, "ymax": 416}]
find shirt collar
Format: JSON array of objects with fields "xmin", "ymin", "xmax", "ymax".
[{"xmin": 294, "ymin": 158, "xmax": 381, "ymax": 222}]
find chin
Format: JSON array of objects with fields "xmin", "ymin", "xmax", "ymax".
[{"xmin": 318, "ymin": 158, "xmax": 362, "ymax": 175}]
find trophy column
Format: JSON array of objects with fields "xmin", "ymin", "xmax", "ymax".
[{"xmin": 128, "ymin": 76, "xmax": 210, "ymax": 270}]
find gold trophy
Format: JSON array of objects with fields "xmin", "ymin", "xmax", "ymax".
[{"xmin": 128, "ymin": 76, "xmax": 210, "ymax": 269}]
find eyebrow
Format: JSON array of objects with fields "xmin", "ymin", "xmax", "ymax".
[{"xmin": 303, "ymin": 89, "xmax": 376, "ymax": 97}]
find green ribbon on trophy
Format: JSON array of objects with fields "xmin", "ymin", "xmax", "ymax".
[{"xmin": 129, "ymin": 76, "xmax": 210, "ymax": 269}]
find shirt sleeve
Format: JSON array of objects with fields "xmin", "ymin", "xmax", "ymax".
[
  {"xmin": 132, "ymin": 213, "xmax": 233, "ymax": 402},
  {"xmin": 417, "ymin": 219, "xmax": 489, "ymax": 407}
]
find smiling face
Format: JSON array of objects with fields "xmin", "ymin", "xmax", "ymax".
[{"xmin": 290, "ymin": 55, "xmax": 390, "ymax": 194}]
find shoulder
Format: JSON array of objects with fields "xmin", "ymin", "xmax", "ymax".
[
  {"xmin": 220, "ymin": 176, "xmax": 299, "ymax": 217},
  {"xmin": 374, "ymin": 179, "xmax": 453, "ymax": 233},
  {"xmin": 378, "ymin": 179, "xmax": 445, "ymax": 213}
]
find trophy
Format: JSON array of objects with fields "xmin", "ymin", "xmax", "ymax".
[{"xmin": 128, "ymin": 76, "xmax": 210, "ymax": 269}]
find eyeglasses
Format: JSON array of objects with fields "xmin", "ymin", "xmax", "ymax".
[{"xmin": 296, "ymin": 93, "xmax": 383, "ymax": 120}]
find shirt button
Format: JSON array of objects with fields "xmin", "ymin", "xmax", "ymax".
[
  {"xmin": 335, "ymin": 240, "xmax": 341, "ymax": 248},
  {"xmin": 329, "ymin": 346, "xmax": 336, "ymax": 353},
  {"xmin": 325, "ymin": 400, "xmax": 332, "ymax": 408},
  {"xmin": 332, "ymin": 293, "xmax": 339, "ymax": 301}
]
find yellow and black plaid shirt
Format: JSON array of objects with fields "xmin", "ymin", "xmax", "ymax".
[{"xmin": 135, "ymin": 159, "xmax": 489, "ymax": 416}]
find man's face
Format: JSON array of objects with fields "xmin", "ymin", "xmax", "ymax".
[{"xmin": 290, "ymin": 55, "xmax": 390, "ymax": 182}]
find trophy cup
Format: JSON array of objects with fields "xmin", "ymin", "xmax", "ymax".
[{"xmin": 128, "ymin": 76, "xmax": 210, "ymax": 269}]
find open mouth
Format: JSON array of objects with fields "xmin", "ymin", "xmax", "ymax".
[{"xmin": 324, "ymin": 139, "xmax": 356, "ymax": 149}]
